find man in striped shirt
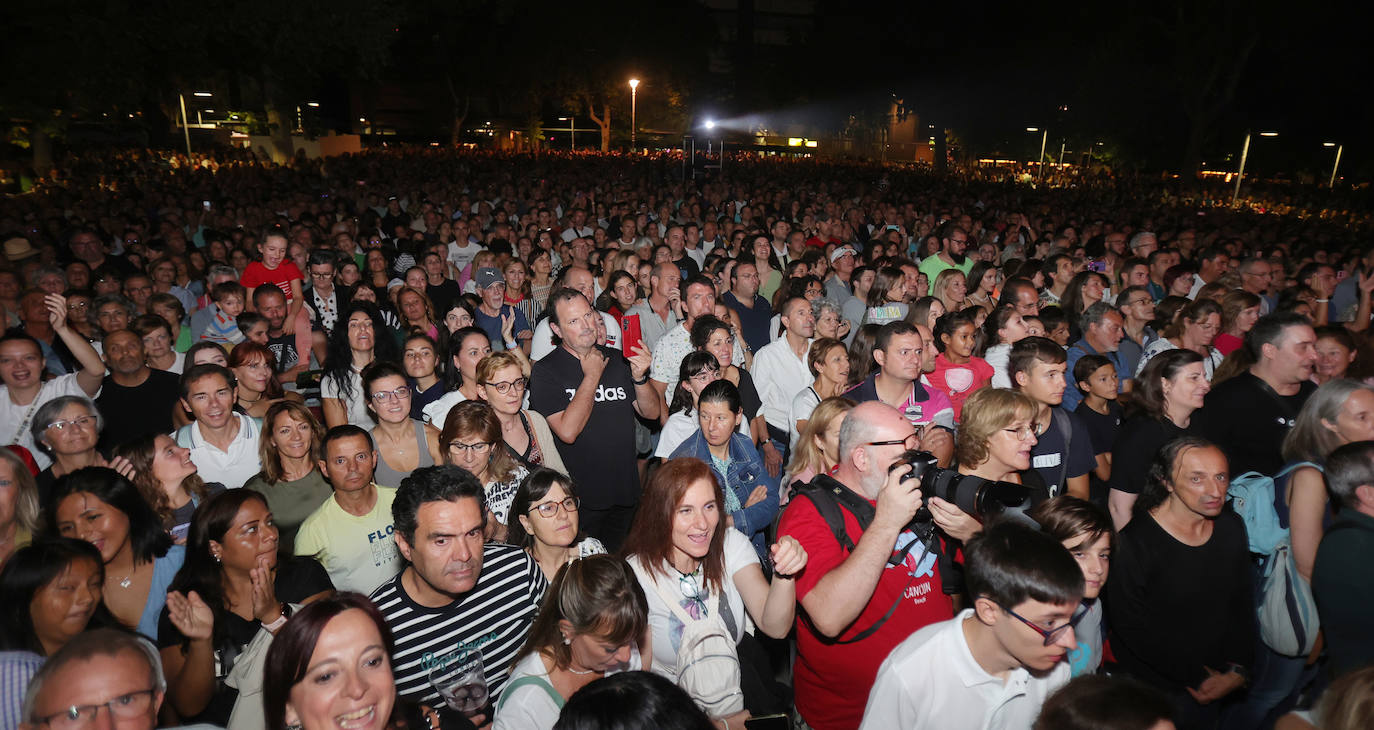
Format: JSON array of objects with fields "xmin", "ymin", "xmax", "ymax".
[{"xmin": 371, "ymin": 465, "xmax": 548, "ymax": 721}]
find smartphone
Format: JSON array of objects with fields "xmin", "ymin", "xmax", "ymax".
[
  {"xmin": 1086, "ymin": 260, "xmax": 1107, "ymax": 273},
  {"xmin": 745, "ymin": 715, "xmax": 789, "ymax": 730},
  {"xmin": 621, "ymin": 314, "xmax": 644, "ymax": 355}
]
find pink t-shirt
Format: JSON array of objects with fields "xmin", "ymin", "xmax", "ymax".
[
  {"xmin": 241, "ymin": 261, "xmax": 304, "ymax": 303},
  {"xmin": 927, "ymin": 353, "xmax": 995, "ymax": 423}
]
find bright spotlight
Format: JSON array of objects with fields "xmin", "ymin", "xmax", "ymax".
[{"xmin": 704, "ymin": 120, "xmax": 716, "ymax": 130}]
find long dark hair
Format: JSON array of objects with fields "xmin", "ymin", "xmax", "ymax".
[
  {"xmin": 668, "ymin": 351, "xmax": 720, "ymax": 417},
  {"xmin": 46, "ymin": 467, "xmax": 173, "ymax": 565},
  {"xmin": 443, "ymin": 326, "xmax": 491, "ymax": 391},
  {"xmin": 1129, "ymin": 349, "xmax": 1204, "ymax": 422},
  {"xmin": 1137, "ymin": 435, "xmax": 1218, "ymax": 514},
  {"xmin": 113, "ymin": 434, "xmax": 212, "ymax": 529},
  {"xmin": 514, "ymin": 556, "xmax": 648, "ymax": 672},
  {"xmin": 263, "ymin": 593, "xmax": 397, "ymax": 730},
  {"xmin": 322, "ymin": 301, "xmax": 399, "ymax": 403},
  {"xmin": 0, "ymin": 537, "xmax": 118, "ymax": 655},
  {"xmin": 166, "ymin": 489, "xmax": 270, "ymax": 648}
]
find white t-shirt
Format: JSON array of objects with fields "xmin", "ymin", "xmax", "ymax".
[
  {"xmin": 789, "ymin": 385, "xmax": 822, "ymax": 449},
  {"xmin": 653, "ymin": 409, "xmax": 747, "ymax": 458},
  {"xmin": 494, "ymin": 643, "xmax": 644, "ymax": 730},
  {"xmin": 447, "ymin": 240, "xmax": 486, "ymax": 274},
  {"xmin": 530, "ymin": 313, "xmax": 622, "ymax": 361},
  {"xmin": 421, "ymin": 388, "xmax": 467, "ymax": 428},
  {"xmin": 634, "ymin": 529, "xmax": 759, "ymax": 679},
  {"xmin": 321, "ymin": 368, "xmax": 372, "ymax": 427},
  {"xmin": 1, "ymin": 373, "xmax": 98, "ymax": 470},
  {"xmin": 859, "ymin": 609, "xmax": 1071, "ymax": 730}
]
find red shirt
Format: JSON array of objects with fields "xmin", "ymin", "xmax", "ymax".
[
  {"xmin": 1214, "ymin": 332, "xmax": 1244, "ymax": 357},
  {"xmin": 927, "ymin": 353, "xmax": 995, "ymax": 423},
  {"xmin": 240, "ymin": 261, "xmax": 304, "ymax": 302},
  {"xmin": 779, "ymin": 488, "xmax": 954, "ymax": 730}
]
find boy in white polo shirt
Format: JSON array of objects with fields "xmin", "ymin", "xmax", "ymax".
[
  {"xmin": 860, "ymin": 521, "xmax": 1084, "ymax": 730},
  {"xmin": 296, "ymin": 425, "xmax": 402, "ymax": 594}
]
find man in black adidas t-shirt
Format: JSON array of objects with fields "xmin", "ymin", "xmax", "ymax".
[
  {"xmin": 529, "ymin": 288, "xmax": 657, "ymax": 550},
  {"xmin": 371, "ymin": 465, "xmax": 547, "ymax": 723}
]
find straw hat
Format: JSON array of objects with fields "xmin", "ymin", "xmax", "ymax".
[{"xmin": 3, "ymin": 237, "xmax": 39, "ymax": 262}]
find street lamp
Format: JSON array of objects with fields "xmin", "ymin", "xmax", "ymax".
[
  {"xmin": 179, "ymin": 91, "xmax": 211, "ymax": 157},
  {"xmin": 559, "ymin": 117, "xmax": 576, "ymax": 149},
  {"xmin": 1026, "ymin": 127, "xmax": 1048, "ymax": 180},
  {"xmin": 1324, "ymin": 142, "xmax": 1343, "ymax": 188},
  {"xmin": 1231, "ymin": 131, "xmax": 1278, "ymax": 206},
  {"xmin": 629, "ymin": 78, "xmax": 640, "ymax": 152}
]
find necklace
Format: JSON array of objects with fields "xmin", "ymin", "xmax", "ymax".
[
  {"xmin": 238, "ymin": 391, "xmax": 263, "ymax": 404},
  {"xmin": 112, "ymin": 570, "xmax": 134, "ymax": 589},
  {"xmin": 566, "ymin": 666, "xmax": 596, "ymax": 676}
]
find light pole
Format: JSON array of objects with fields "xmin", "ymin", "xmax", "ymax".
[
  {"xmin": 1232, "ymin": 131, "xmax": 1277, "ymax": 206},
  {"xmin": 629, "ymin": 78, "xmax": 640, "ymax": 152},
  {"xmin": 559, "ymin": 117, "xmax": 576, "ymax": 149},
  {"xmin": 1026, "ymin": 127, "xmax": 1048, "ymax": 180},
  {"xmin": 1325, "ymin": 142, "xmax": 1343, "ymax": 188}
]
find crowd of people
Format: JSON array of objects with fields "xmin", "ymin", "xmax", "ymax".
[{"xmin": 3, "ymin": 147, "xmax": 1374, "ymax": 730}]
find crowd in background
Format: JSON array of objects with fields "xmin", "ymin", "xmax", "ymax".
[{"xmin": 3, "ymin": 148, "xmax": 1374, "ymax": 730}]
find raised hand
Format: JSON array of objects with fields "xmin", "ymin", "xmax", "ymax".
[
  {"xmin": 580, "ymin": 348, "xmax": 609, "ymax": 382},
  {"xmin": 626, "ymin": 344, "xmax": 652, "ymax": 382},
  {"xmin": 770, "ymin": 535, "xmax": 808, "ymax": 577},
  {"xmin": 249, "ymin": 553, "xmax": 281, "ymax": 625},
  {"xmin": 166, "ymin": 590, "xmax": 214, "ymax": 641},
  {"xmin": 45, "ymin": 293, "xmax": 70, "ymax": 332}
]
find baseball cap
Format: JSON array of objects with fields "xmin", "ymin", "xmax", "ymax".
[
  {"xmin": 829, "ymin": 246, "xmax": 857, "ymax": 264},
  {"xmin": 475, "ymin": 267, "xmax": 505, "ymax": 289}
]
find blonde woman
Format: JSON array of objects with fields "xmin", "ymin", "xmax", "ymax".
[
  {"xmin": 932, "ymin": 268, "xmax": 968, "ymax": 314},
  {"xmin": 780, "ymin": 396, "xmax": 855, "ymax": 505}
]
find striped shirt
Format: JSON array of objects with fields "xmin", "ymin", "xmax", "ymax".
[{"xmin": 371, "ymin": 543, "xmax": 548, "ymax": 704}]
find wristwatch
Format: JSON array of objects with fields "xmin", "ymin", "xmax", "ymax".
[
  {"xmin": 262, "ymin": 602, "xmax": 294, "ymax": 633},
  {"xmin": 1227, "ymin": 662, "xmax": 1250, "ymax": 686}
]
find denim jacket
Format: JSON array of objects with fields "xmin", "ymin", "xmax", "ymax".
[{"xmin": 672, "ymin": 430, "xmax": 780, "ymax": 559}]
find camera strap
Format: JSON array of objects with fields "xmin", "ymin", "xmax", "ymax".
[{"xmin": 786, "ymin": 476, "xmax": 942, "ymax": 644}]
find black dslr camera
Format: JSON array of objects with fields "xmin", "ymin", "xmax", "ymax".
[{"xmin": 892, "ymin": 449, "xmax": 1039, "ymax": 530}]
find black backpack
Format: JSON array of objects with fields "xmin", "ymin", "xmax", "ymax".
[{"xmin": 783, "ymin": 474, "xmax": 959, "ymax": 643}]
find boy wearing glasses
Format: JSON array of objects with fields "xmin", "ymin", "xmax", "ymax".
[
  {"xmin": 859, "ymin": 521, "xmax": 1084, "ymax": 730},
  {"xmin": 296, "ymin": 425, "xmax": 401, "ymax": 594}
]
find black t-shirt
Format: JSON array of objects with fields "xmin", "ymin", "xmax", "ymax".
[
  {"xmin": 1029, "ymin": 407, "xmax": 1095, "ymax": 496},
  {"xmin": 266, "ymin": 331, "xmax": 300, "ymax": 372},
  {"xmin": 529, "ymin": 344, "xmax": 639, "ymax": 508},
  {"xmin": 157, "ymin": 556, "xmax": 333, "ymax": 726},
  {"xmin": 427, "ymin": 279, "xmax": 463, "ymax": 315},
  {"xmin": 1109, "ymin": 415, "xmax": 1188, "ymax": 495},
  {"xmin": 1193, "ymin": 372, "xmax": 1316, "ymax": 476},
  {"xmin": 673, "ymin": 254, "xmax": 701, "ymax": 279},
  {"xmin": 1074, "ymin": 400, "xmax": 1122, "ymax": 456},
  {"xmin": 737, "ymin": 368, "xmax": 763, "ymax": 422},
  {"xmin": 96, "ymin": 370, "xmax": 182, "ymax": 451}
]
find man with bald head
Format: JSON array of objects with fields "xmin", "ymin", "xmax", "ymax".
[{"xmin": 778, "ymin": 400, "xmax": 982, "ymax": 730}]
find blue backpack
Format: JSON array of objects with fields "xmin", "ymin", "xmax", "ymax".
[{"xmin": 1227, "ymin": 461, "xmax": 1321, "ymax": 657}]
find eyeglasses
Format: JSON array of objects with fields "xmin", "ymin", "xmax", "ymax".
[
  {"xmin": 1000, "ymin": 603, "xmax": 1086, "ymax": 646},
  {"xmin": 448, "ymin": 441, "xmax": 492, "ymax": 454},
  {"xmin": 36, "ymin": 688, "xmax": 157, "ymax": 729},
  {"xmin": 47, "ymin": 416, "xmax": 95, "ymax": 431},
  {"xmin": 867, "ymin": 431, "xmax": 921, "ymax": 448},
  {"xmin": 481, "ymin": 377, "xmax": 527, "ymax": 395},
  {"xmin": 1001, "ymin": 424, "xmax": 1039, "ymax": 441},
  {"xmin": 370, "ymin": 387, "xmax": 412, "ymax": 403},
  {"xmin": 679, "ymin": 571, "xmax": 708, "ymax": 617},
  {"xmin": 530, "ymin": 496, "xmax": 580, "ymax": 518},
  {"xmin": 310, "ymin": 271, "xmax": 334, "ymax": 279}
]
